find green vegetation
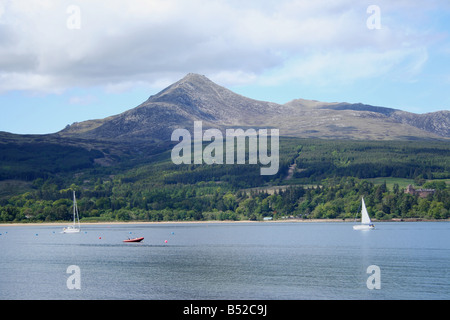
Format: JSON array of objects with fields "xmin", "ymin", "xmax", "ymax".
[
  {"xmin": 0, "ymin": 138, "xmax": 449, "ymax": 223},
  {"xmin": 0, "ymin": 142, "xmax": 103, "ymax": 181},
  {"xmin": 293, "ymin": 139, "xmax": 450, "ymax": 182}
]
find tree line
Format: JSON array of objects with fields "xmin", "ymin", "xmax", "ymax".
[
  {"xmin": 1, "ymin": 177, "xmax": 448, "ymax": 223},
  {"xmin": 0, "ymin": 138, "xmax": 448, "ymax": 223}
]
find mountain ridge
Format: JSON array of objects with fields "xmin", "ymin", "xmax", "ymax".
[{"xmin": 58, "ymin": 73, "xmax": 449, "ymax": 141}]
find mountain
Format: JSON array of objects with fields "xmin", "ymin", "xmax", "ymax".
[
  {"xmin": 315, "ymin": 102, "xmax": 449, "ymax": 138},
  {"xmin": 283, "ymin": 100, "xmax": 450, "ymax": 140},
  {"xmin": 390, "ymin": 110, "xmax": 449, "ymax": 138},
  {"xmin": 58, "ymin": 73, "xmax": 449, "ymax": 141},
  {"xmin": 59, "ymin": 73, "xmax": 282, "ymax": 142}
]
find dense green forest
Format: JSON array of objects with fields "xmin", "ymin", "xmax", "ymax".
[
  {"xmin": 0, "ymin": 142, "xmax": 104, "ymax": 181},
  {"xmin": 0, "ymin": 138, "xmax": 449, "ymax": 223}
]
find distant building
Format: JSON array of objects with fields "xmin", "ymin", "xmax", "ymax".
[{"xmin": 405, "ymin": 184, "xmax": 435, "ymax": 198}]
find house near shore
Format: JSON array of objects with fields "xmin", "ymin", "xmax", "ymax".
[{"xmin": 405, "ymin": 184, "xmax": 435, "ymax": 198}]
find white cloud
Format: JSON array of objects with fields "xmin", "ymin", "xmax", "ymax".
[{"xmin": 0, "ymin": 0, "xmax": 446, "ymax": 94}]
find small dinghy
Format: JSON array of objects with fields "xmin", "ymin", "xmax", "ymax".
[{"xmin": 123, "ymin": 237, "xmax": 144, "ymax": 243}]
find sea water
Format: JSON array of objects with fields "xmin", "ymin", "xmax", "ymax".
[{"xmin": 0, "ymin": 222, "xmax": 448, "ymax": 300}]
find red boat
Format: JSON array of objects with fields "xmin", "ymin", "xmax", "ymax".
[{"xmin": 123, "ymin": 237, "xmax": 144, "ymax": 243}]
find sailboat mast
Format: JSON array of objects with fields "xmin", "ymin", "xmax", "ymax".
[
  {"xmin": 76, "ymin": 196, "xmax": 80, "ymax": 228},
  {"xmin": 73, "ymin": 190, "xmax": 80, "ymax": 227},
  {"xmin": 73, "ymin": 191, "xmax": 76, "ymax": 225}
]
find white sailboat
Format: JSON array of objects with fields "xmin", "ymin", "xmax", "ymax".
[
  {"xmin": 353, "ymin": 197, "xmax": 374, "ymax": 230},
  {"xmin": 62, "ymin": 191, "xmax": 81, "ymax": 233}
]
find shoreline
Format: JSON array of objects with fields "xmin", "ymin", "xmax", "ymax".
[{"xmin": 0, "ymin": 218, "xmax": 448, "ymax": 227}]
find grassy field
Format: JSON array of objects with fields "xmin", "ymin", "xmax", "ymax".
[
  {"xmin": 367, "ymin": 177, "xmax": 450, "ymax": 191},
  {"xmin": 367, "ymin": 177, "xmax": 414, "ymax": 190},
  {"xmin": 241, "ymin": 177, "xmax": 449, "ymax": 195}
]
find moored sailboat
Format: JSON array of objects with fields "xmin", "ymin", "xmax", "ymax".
[{"xmin": 62, "ymin": 191, "xmax": 81, "ymax": 233}]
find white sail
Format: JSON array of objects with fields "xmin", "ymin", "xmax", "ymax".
[
  {"xmin": 353, "ymin": 197, "xmax": 374, "ymax": 230},
  {"xmin": 361, "ymin": 197, "xmax": 371, "ymax": 225}
]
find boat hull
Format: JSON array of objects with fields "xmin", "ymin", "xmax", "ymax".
[
  {"xmin": 62, "ymin": 227, "xmax": 80, "ymax": 233},
  {"xmin": 353, "ymin": 225, "xmax": 374, "ymax": 230},
  {"xmin": 123, "ymin": 237, "xmax": 144, "ymax": 243}
]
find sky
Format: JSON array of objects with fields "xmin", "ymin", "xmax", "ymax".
[{"xmin": 0, "ymin": 0, "xmax": 449, "ymax": 134}]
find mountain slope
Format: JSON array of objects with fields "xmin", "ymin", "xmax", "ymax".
[
  {"xmin": 391, "ymin": 110, "xmax": 449, "ymax": 138},
  {"xmin": 317, "ymin": 102, "xmax": 449, "ymax": 138},
  {"xmin": 59, "ymin": 73, "xmax": 282, "ymax": 141},
  {"xmin": 58, "ymin": 73, "xmax": 449, "ymax": 141}
]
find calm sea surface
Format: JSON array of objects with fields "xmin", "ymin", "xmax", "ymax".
[{"xmin": 0, "ymin": 222, "xmax": 448, "ymax": 300}]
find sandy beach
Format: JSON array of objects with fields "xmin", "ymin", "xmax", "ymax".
[
  {"xmin": 0, "ymin": 218, "xmax": 444, "ymax": 227},
  {"xmin": 0, "ymin": 219, "xmax": 330, "ymax": 227}
]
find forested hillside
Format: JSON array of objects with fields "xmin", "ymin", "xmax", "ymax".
[{"xmin": 0, "ymin": 138, "xmax": 448, "ymax": 222}]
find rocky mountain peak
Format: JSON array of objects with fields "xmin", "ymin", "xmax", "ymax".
[
  {"xmin": 149, "ymin": 73, "xmax": 212, "ymax": 100},
  {"xmin": 58, "ymin": 73, "xmax": 449, "ymax": 141}
]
